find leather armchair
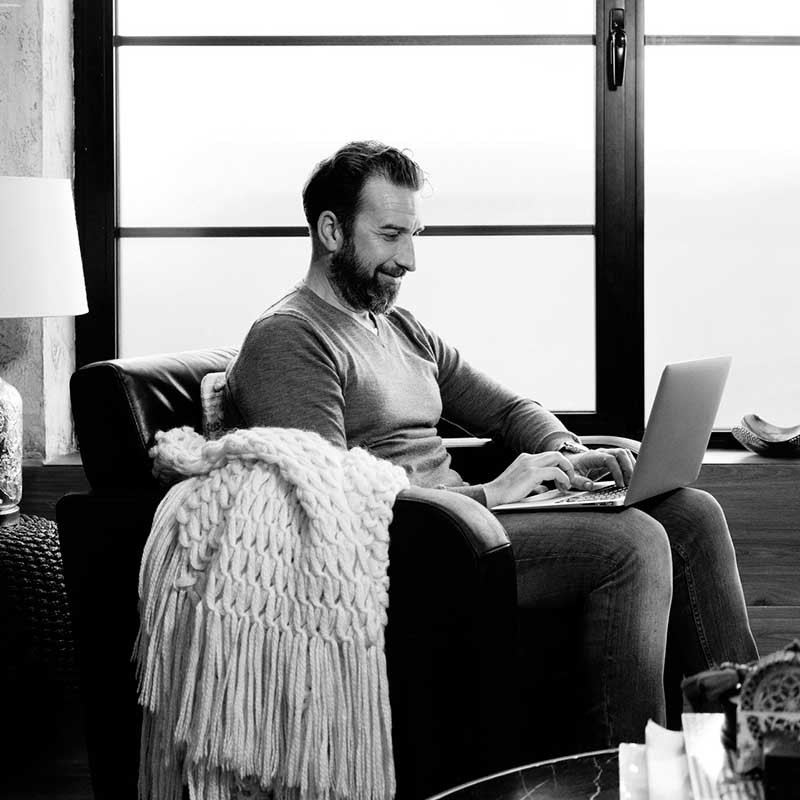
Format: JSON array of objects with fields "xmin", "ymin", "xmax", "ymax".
[
  {"xmin": 58, "ymin": 348, "xmax": 641, "ymax": 799},
  {"xmin": 57, "ymin": 348, "xmax": 521, "ymax": 800}
]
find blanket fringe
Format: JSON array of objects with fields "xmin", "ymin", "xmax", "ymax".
[{"xmin": 136, "ymin": 427, "xmax": 407, "ymax": 800}]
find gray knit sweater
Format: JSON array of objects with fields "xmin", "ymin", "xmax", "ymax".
[{"xmin": 225, "ymin": 283, "xmax": 577, "ymax": 505}]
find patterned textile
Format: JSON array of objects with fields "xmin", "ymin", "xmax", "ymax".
[
  {"xmin": 135, "ymin": 426, "xmax": 409, "ymax": 800},
  {"xmin": 199, "ymin": 371, "xmax": 228, "ymax": 441}
]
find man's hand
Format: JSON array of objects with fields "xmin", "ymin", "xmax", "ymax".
[
  {"xmin": 564, "ymin": 447, "xmax": 636, "ymax": 488},
  {"xmin": 484, "ymin": 451, "xmax": 596, "ymax": 507}
]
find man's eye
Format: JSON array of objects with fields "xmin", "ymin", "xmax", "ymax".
[{"xmin": 382, "ymin": 233, "xmax": 400, "ymax": 241}]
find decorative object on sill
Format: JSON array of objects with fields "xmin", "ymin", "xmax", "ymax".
[
  {"xmin": 0, "ymin": 177, "xmax": 88, "ymax": 527},
  {"xmin": 735, "ymin": 640, "xmax": 800, "ymax": 775},
  {"xmin": 732, "ymin": 414, "xmax": 800, "ymax": 457},
  {"xmin": 136, "ymin": 426, "xmax": 409, "ymax": 800}
]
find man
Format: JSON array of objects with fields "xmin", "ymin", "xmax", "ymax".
[{"xmin": 227, "ymin": 140, "xmax": 757, "ymax": 746}]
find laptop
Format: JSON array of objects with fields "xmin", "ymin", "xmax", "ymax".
[{"xmin": 492, "ymin": 356, "xmax": 732, "ymax": 512}]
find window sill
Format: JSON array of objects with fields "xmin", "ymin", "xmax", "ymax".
[
  {"xmin": 22, "ymin": 453, "xmax": 83, "ymax": 468},
  {"xmin": 703, "ymin": 449, "xmax": 800, "ymax": 465},
  {"xmin": 444, "ymin": 439, "xmax": 800, "ymax": 467}
]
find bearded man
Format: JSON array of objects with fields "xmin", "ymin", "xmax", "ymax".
[{"xmin": 226, "ymin": 141, "xmax": 757, "ymax": 747}]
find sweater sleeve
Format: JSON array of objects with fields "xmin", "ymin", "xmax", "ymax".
[
  {"xmin": 225, "ymin": 313, "xmax": 348, "ymax": 449},
  {"xmin": 423, "ymin": 325, "xmax": 580, "ymax": 455}
]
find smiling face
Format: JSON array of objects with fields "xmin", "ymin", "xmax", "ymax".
[{"xmin": 328, "ymin": 175, "xmax": 424, "ymax": 315}]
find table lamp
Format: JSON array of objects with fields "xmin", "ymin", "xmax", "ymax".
[{"xmin": 0, "ymin": 176, "xmax": 88, "ymax": 527}]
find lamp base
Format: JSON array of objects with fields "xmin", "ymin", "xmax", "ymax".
[
  {"xmin": 0, "ymin": 504, "xmax": 20, "ymax": 527},
  {"xmin": 0, "ymin": 374, "xmax": 23, "ymax": 522}
]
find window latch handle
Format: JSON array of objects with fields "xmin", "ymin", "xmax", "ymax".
[{"xmin": 608, "ymin": 8, "xmax": 627, "ymax": 89}]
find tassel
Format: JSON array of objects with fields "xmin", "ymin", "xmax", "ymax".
[
  {"xmin": 176, "ymin": 600, "xmax": 205, "ymax": 742},
  {"xmin": 377, "ymin": 648, "xmax": 395, "ymax": 799},
  {"xmin": 368, "ymin": 646, "xmax": 384, "ymax": 800},
  {"xmin": 250, "ymin": 621, "xmax": 265, "ymax": 770},
  {"xmin": 189, "ymin": 610, "xmax": 222, "ymax": 764},
  {"xmin": 208, "ymin": 613, "xmax": 237, "ymax": 765},
  {"xmin": 342, "ymin": 640, "xmax": 357, "ymax": 797},
  {"xmin": 357, "ymin": 638, "xmax": 371, "ymax": 800},
  {"xmin": 285, "ymin": 630, "xmax": 308, "ymax": 786},
  {"xmin": 259, "ymin": 625, "xmax": 281, "ymax": 782},
  {"xmin": 241, "ymin": 618, "xmax": 258, "ymax": 775},
  {"xmin": 225, "ymin": 615, "xmax": 249, "ymax": 768},
  {"xmin": 330, "ymin": 637, "xmax": 349, "ymax": 799}
]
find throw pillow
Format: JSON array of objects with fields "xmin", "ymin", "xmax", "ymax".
[{"xmin": 200, "ymin": 371, "xmax": 227, "ymax": 440}]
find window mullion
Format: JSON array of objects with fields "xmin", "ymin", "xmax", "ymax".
[
  {"xmin": 590, "ymin": 0, "xmax": 644, "ymax": 439},
  {"xmin": 74, "ymin": 0, "xmax": 117, "ymax": 366}
]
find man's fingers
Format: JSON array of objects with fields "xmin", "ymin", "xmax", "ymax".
[
  {"xmin": 542, "ymin": 467, "xmax": 572, "ymax": 493},
  {"xmin": 617, "ymin": 449, "xmax": 636, "ymax": 484},
  {"xmin": 552, "ymin": 453, "xmax": 575, "ymax": 482},
  {"xmin": 604, "ymin": 448, "xmax": 635, "ymax": 484},
  {"xmin": 528, "ymin": 450, "xmax": 575, "ymax": 477},
  {"xmin": 570, "ymin": 473, "xmax": 596, "ymax": 491},
  {"xmin": 519, "ymin": 452, "xmax": 575, "ymax": 483},
  {"xmin": 600, "ymin": 452, "xmax": 625, "ymax": 487}
]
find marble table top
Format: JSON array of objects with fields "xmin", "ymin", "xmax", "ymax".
[{"xmin": 428, "ymin": 749, "xmax": 620, "ymax": 800}]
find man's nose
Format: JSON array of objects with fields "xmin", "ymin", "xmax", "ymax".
[{"xmin": 396, "ymin": 235, "xmax": 416, "ymax": 272}]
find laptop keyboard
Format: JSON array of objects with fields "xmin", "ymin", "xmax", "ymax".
[{"xmin": 557, "ymin": 484, "xmax": 628, "ymax": 504}]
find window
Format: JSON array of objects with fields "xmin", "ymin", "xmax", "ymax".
[
  {"xmin": 74, "ymin": 1, "xmax": 644, "ymax": 437},
  {"xmin": 644, "ymin": 1, "xmax": 800, "ymax": 430}
]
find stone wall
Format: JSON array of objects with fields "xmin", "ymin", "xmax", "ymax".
[{"xmin": 0, "ymin": 0, "xmax": 76, "ymax": 460}]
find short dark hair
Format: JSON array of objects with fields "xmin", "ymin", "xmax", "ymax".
[{"xmin": 302, "ymin": 141, "xmax": 424, "ymax": 236}]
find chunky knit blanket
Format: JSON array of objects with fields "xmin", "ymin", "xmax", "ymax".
[{"xmin": 134, "ymin": 426, "xmax": 409, "ymax": 800}]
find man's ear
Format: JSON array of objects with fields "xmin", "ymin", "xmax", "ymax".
[{"xmin": 316, "ymin": 210, "xmax": 343, "ymax": 254}]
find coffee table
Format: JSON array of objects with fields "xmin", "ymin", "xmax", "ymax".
[
  {"xmin": 426, "ymin": 749, "xmax": 620, "ymax": 800},
  {"xmin": 427, "ymin": 714, "xmax": 770, "ymax": 800}
]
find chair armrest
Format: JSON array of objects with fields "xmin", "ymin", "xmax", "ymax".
[
  {"xmin": 441, "ymin": 437, "xmax": 492, "ymax": 449},
  {"xmin": 443, "ymin": 438, "xmax": 513, "ymax": 485},
  {"xmin": 393, "ymin": 484, "xmax": 508, "ymax": 553},
  {"xmin": 581, "ymin": 434, "xmax": 641, "ymax": 455},
  {"xmin": 445, "ymin": 435, "xmax": 642, "ymax": 454},
  {"xmin": 443, "ymin": 435, "xmax": 642, "ymax": 484},
  {"xmin": 57, "ymin": 486, "xmax": 518, "ymax": 800},
  {"xmin": 387, "ymin": 486, "xmax": 519, "ymax": 796}
]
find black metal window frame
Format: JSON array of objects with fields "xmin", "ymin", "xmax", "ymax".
[{"xmin": 74, "ymin": 0, "xmax": 648, "ymax": 440}]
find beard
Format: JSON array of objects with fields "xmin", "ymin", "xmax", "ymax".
[{"xmin": 329, "ymin": 237, "xmax": 402, "ymax": 315}]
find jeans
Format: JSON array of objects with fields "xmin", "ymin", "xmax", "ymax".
[{"xmin": 497, "ymin": 487, "xmax": 758, "ymax": 747}]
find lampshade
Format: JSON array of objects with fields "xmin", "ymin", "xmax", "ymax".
[
  {"xmin": 0, "ymin": 176, "xmax": 88, "ymax": 317},
  {"xmin": 1, "ymin": 176, "xmax": 88, "ymax": 527}
]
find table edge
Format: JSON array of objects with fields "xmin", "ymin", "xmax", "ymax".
[{"xmin": 424, "ymin": 748, "xmax": 618, "ymax": 800}]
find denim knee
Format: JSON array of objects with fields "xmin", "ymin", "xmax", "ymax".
[
  {"xmin": 654, "ymin": 487, "xmax": 734, "ymax": 564},
  {"xmin": 607, "ymin": 510, "xmax": 673, "ymax": 606}
]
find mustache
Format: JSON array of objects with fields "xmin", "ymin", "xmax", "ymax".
[{"xmin": 379, "ymin": 266, "xmax": 406, "ymax": 279}]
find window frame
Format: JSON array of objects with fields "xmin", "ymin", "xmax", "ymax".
[{"xmin": 73, "ymin": 0, "xmax": 651, "ymax": 440}]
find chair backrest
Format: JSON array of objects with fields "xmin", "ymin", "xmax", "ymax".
[{"xmin": 71, "ymin": 347, "xmax": 237, "ymax": 490}]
